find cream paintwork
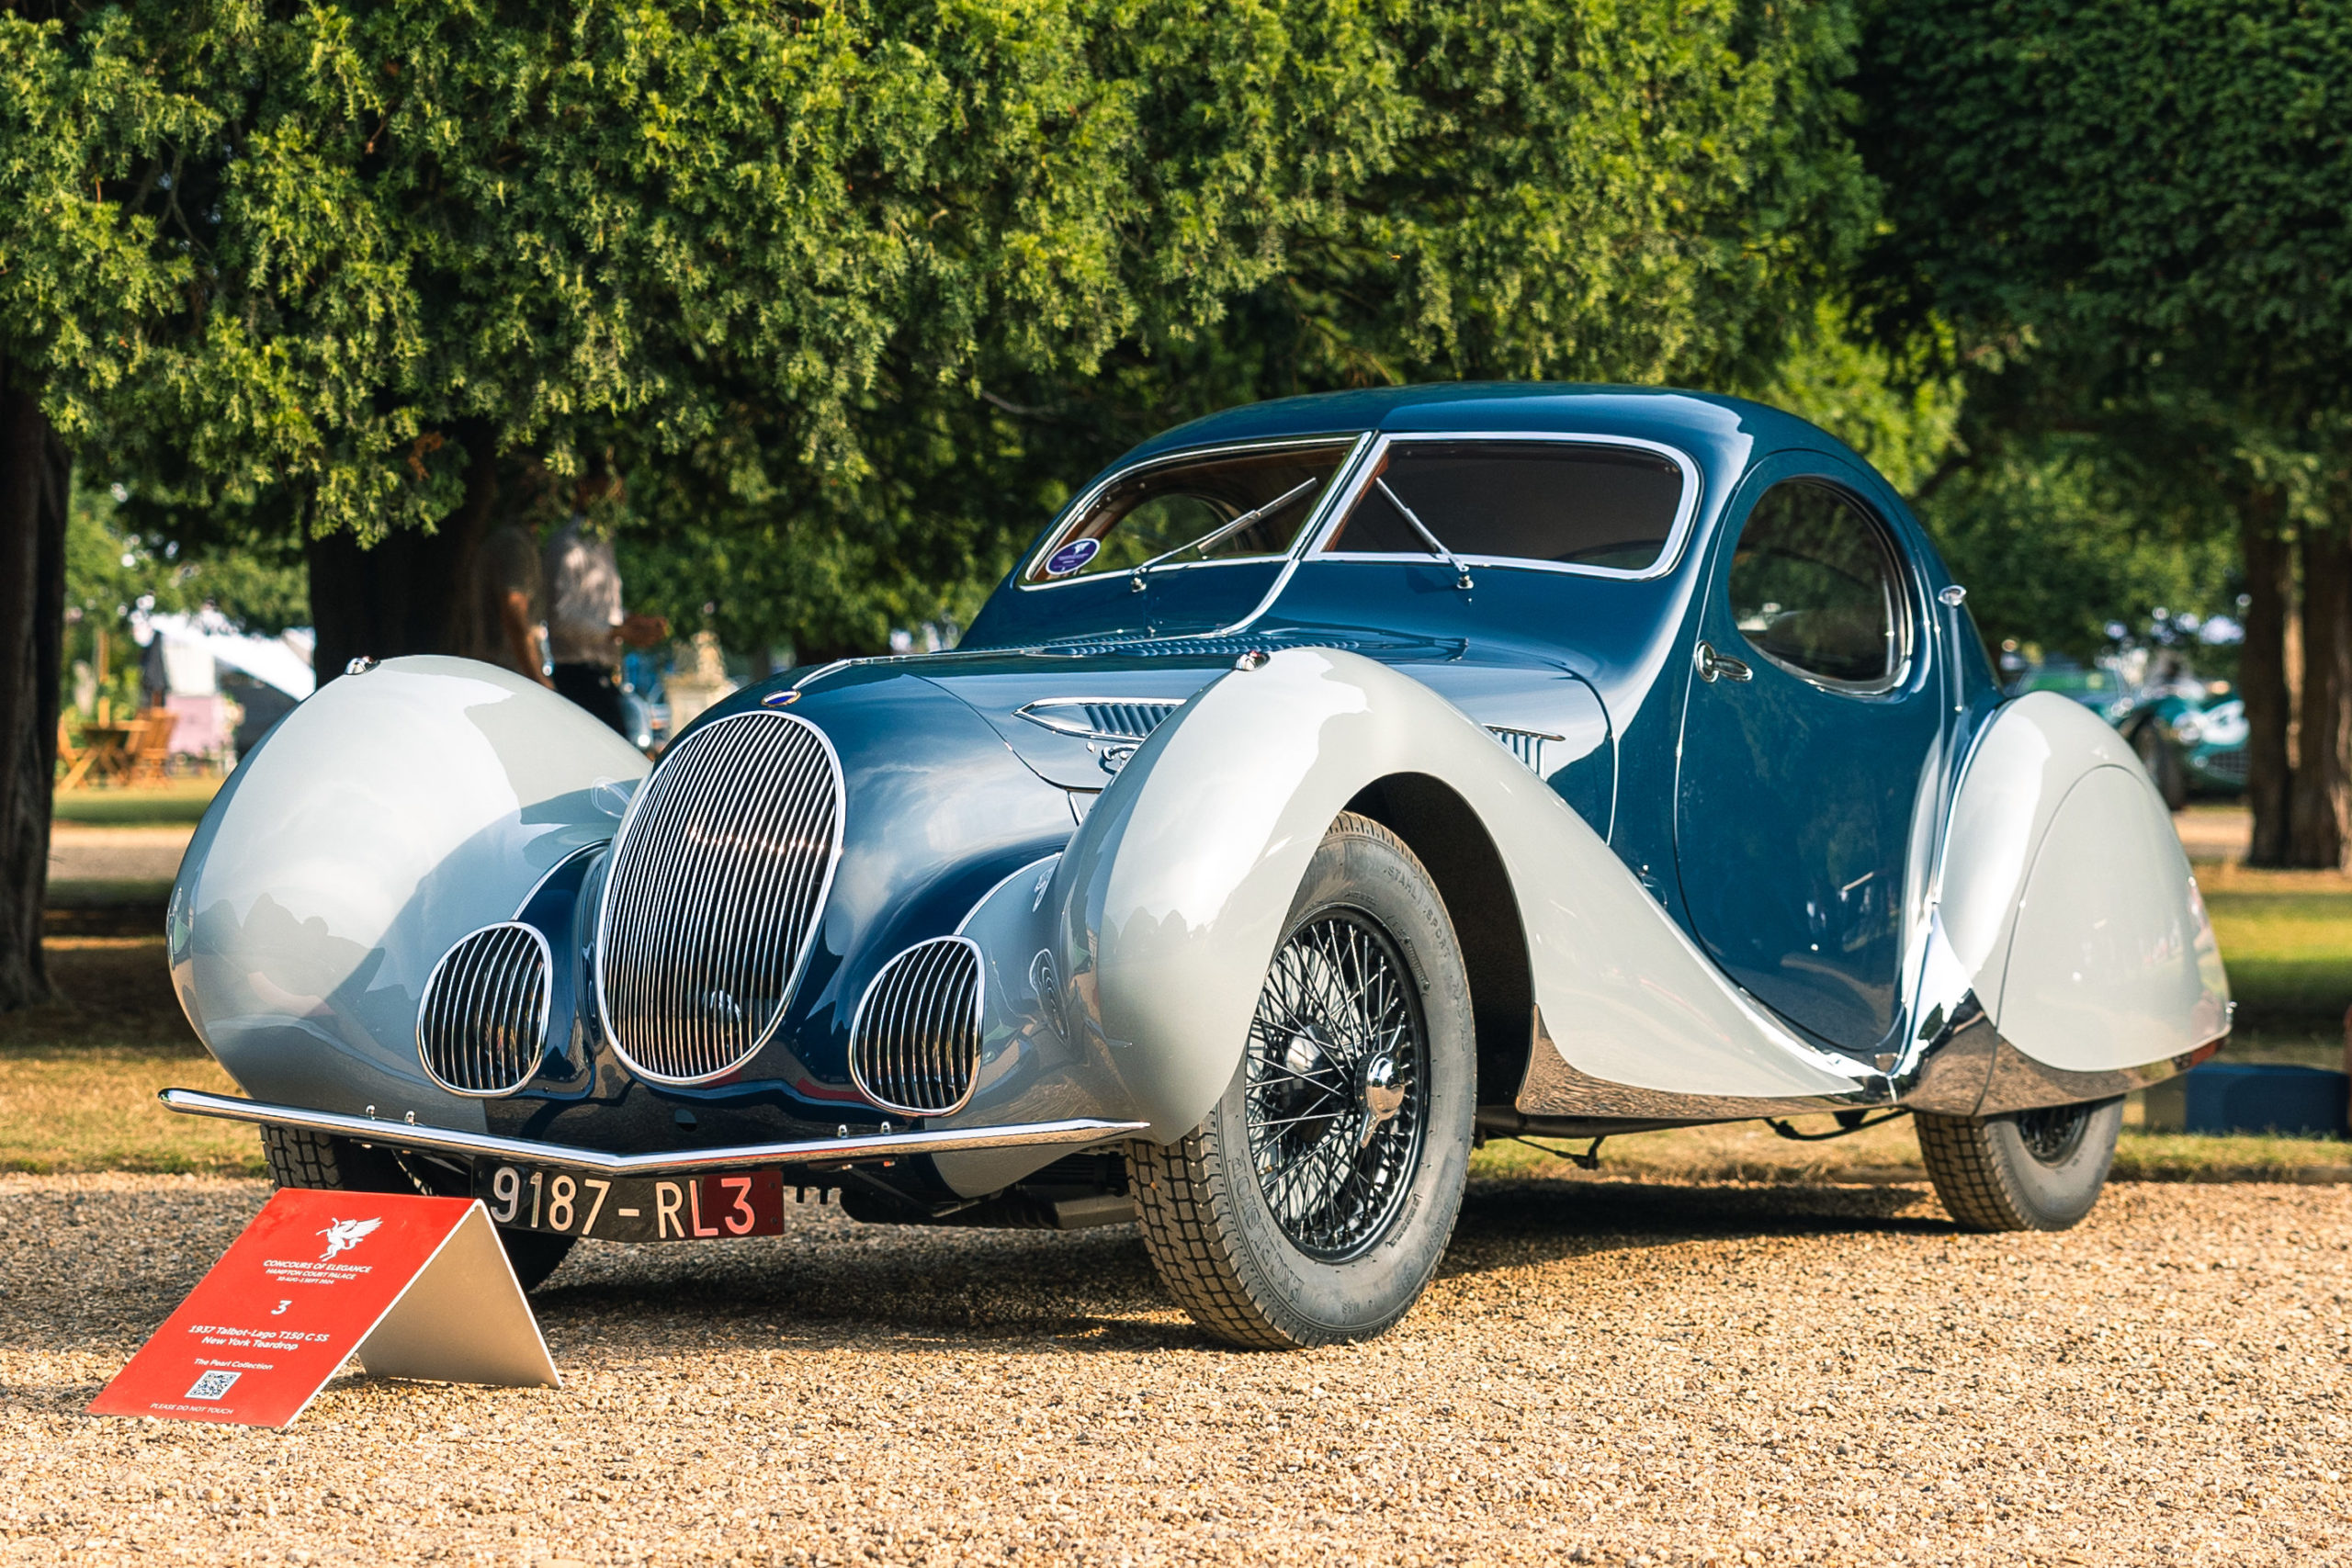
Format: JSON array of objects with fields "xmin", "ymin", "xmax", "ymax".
[
  {"xmin": 1935, "ymin": 692, "xmax": 2228, "ymax": 1066},
  {"xmin": 168, "ymin": 657, "xmax": 650, "ymax": 1124},
  {"xmin": 1040, "ymin": 647, "xmax": 1877, "ymax": 1145}
]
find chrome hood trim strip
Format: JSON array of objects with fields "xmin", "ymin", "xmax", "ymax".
[{"xmin": 159, "ymin": 1089, "xmax": 1147, "ymax": 1175}]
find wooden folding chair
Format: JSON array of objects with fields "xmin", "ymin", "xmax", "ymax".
[
  {"xmin": 56, "ymin": 716, "xmax": 95, "ymax": 789},
  {"xmin": 124, "ymin": 708, "xmax": 178, "ymax": 785}
]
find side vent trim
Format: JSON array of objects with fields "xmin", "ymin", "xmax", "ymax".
[
  {"xmin": 848, "ymin": 936, "xmax": 985, "ymax": 1118},
  {"xmin": 416, "ymin": 922, "xmax": 553, "ymax": 1098}
]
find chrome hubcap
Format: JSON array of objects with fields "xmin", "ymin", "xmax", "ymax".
[{"xmin": 1243, "ymin": 911, "xmax": 1428, "ymax": 1261}]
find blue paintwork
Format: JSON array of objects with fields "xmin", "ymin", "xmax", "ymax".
[{"xmin": 503, "ymin": 383, "xmax": 1997, "ymax": 1156}]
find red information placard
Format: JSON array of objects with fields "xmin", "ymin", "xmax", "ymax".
[{"xmin": 89, "ymin": 1189, "xmax": 559, "ymax": 1428}]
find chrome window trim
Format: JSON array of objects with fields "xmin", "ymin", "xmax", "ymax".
[
  {"xmin": 1722, "ymin": 475, "xmax": 1918, "ymax": 701},
  {"xmin": 592, "ymin": 708, "xmax": 849, "ymax": 1086},
  {"xmin": 415, "ymin": 920, "xmax": 554, "ymax": 1100},
  {"xmin": 1013, "ymin": 434, "xmax": 1374, "ymax": 592},
  {"xmin": 846, "ymin": 934, "xmax": 986, "ymax": 1119},
  {"xmin": 1299, "ymin": 430, "xmax": 1706, "ymax": 582}
]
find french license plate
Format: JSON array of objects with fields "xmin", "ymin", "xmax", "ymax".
[{"xmin": 471, "ymin": 1162, "xmax": 786, "ymax": 1244}]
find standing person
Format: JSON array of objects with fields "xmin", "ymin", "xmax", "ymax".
[
  {"xmin": 543, "ymin": 512, "xmax": 667, "ymax": 735},
  {"xmin": 469, "ymin": 522, "xmax": 551, "ymax": 686}
]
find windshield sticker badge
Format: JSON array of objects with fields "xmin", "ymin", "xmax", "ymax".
[{"xmin": 1044, "ymin": 537, "xmax": 1100, "ymax": 577}]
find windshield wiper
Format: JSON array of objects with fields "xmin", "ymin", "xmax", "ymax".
[
  {"xmin": 1373, "ymin": 479, "xmax": 1473, "ymax": 591},
  {"xmin": 1128, "ymin": 478, "xmax": 1322, "ymax": 593}
]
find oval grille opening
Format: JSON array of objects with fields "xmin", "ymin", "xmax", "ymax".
[
  {"xmin": 850, "ymin": 937, "xmax": 984, "ymax": 1116},
  {"xmin": 596, "ymin": 710, "xmax": 843, "ymax": 1084},
  {"xmin": 417, "ymin": 922, "xmax": 552, "ymax": 1097}
]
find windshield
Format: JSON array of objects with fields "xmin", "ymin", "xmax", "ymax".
[
  {"xmin": 1323, "ymin": 440, "xmax": 1686, "ymax": 573},
  {"xmin": 1026, "ymin": 441, "xmax": 1354, "ymax": 584}
]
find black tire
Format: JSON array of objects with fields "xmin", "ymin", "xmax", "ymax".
[
  {"xmin": 260, "ymin": 1125, "xmax": 576, "ymax": 1292},
  {"xmin": 1915, "ymin": 1098, "xmax": 2123, "ymax": 1232},
  {"xmin": 2131, "ymin": 722, "xmax": 2189, "ymax": 811},
  {"xmin": 1128, "ymin": 813, "xmax": 1475, "ymax": 1349}
]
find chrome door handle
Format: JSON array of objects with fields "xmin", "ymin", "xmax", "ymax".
[{"xmin": 1694, "ymin": 641, "xmax": 1752, "ymax": 683}]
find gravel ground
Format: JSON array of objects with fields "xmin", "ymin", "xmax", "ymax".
[
  {"xmin": 5, "ymin": 1173, "xmax": 2347, "ymax": 1567},
  {"xmin": 46, "ymin": 827, "xmax": 192, "ymax": 886}
]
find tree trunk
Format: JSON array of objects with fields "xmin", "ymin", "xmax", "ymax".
[
  {"xmin": 0, "ymin": 365, "xmax": 70, "ymax": 1010},
  {"xmin": 2243, "ymin": 486, "xmax": 2296, "ymax": 867},
  {"xmin": 306, "ymin": 425, "xmax": 502, "ymax": 682},
  {"xmin": 2290, "ymin": 525, "xmax": 2352, "ymax": 867}
]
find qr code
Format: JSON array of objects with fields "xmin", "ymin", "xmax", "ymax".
[{"xmin": 184, "ymin": 1370, "xmax": 241, "ymax": 1402}]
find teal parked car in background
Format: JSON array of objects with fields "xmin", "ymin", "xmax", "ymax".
[{"xmin": 2117, "ymin": 682, "xmax": 2248, "ymax": 811}]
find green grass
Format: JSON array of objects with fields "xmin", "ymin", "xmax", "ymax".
[
  {"xmin": 8, "ymin": 839, "xmax": 2350, "ymax": 1182},
  {"xmin": 51, "ymin": 779, "xmax": 219, "ymax": 827},
  {"xmin": 2203, "ymin": 876, "xmax": 2352, "ymax": 1033}
]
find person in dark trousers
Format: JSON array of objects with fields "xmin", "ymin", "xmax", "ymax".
[{"xmin": 543, "ymin": 513, "xmax": 667, "ymax": 736}]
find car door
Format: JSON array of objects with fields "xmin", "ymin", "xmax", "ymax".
[{"xmin": 1672, "ymin": 457, "xmax": 1944, "ymax": 1055}]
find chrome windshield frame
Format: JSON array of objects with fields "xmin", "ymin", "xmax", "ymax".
[{"xmin": 1014, "ymin": 433, "xmax": 1374, "ymax": 592}]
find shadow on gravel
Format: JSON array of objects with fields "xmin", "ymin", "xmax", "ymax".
[
  {"xmin": 1440, "ymin": 1178, "xmax": 1951, "ymax": 1279},
  {"xmin": 515, "ymin": 1179, "xmax": 1954, "ymax": 1352},
  {"xmin": 4, "ymin": 1177, "xmax": 1959, "ymax": 1361}
]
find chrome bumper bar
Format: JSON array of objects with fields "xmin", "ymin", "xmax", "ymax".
[{"xmin": 159, "ymin": 1088, "xmax": 1148, "ymax": 1176}]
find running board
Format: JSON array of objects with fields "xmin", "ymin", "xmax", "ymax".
[{"xmin": 159, "ymin": 1089, "xmax": 1148, "ymax": 1176}]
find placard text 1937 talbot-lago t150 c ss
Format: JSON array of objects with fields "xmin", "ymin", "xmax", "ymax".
[{"xmin": 163, "ymin": 385, "xmax": 2228, "ymax": 1349}]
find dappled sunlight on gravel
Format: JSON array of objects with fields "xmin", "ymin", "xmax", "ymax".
[{"xmin": 2, "ymin": 1173, "xmax": 2346, "ymax": 1565}]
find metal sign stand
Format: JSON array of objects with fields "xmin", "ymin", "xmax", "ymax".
[{"xmin": 88, "ymin": 1190, "xmax": 560, "ymax": 1428}]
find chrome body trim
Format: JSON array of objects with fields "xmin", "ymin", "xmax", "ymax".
[
  {"xmin": 1513, "ymin": 1007, "xmax": 1886, "ymax": 1121},
  {"xmin": 414, "ymin": 922, "xmax": 553, "ymax": 1099},
  {"xmin": 1014, "ymin": 697, "xmax": 1185, "ymax": 744},
  {"xmin": 1484, "ymin": 724, "xmax": 1564, "ymax": 774},
  {"xmin": 160, "ymin": 1088, "xmax": 1148, "ymax": 1174},
  {"xmin": 1892, "ymin": 989, "xmax": 2225, "ymax": 1118},
  {"xmin": 1974, "ymin": 1035, "xmax": 2222, "ymax": 1116},
  {"xmin": 848, "ymin": 936, "xmax": 986, "ymax": 1117}
]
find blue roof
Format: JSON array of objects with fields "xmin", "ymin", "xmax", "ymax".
[{"xmin": 1113, "ymin": 382, "xmax": 1857, "ymax": 482}]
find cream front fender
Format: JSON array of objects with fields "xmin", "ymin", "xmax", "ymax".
[
  {"xmin": 1928, "ymin": 692, "xmax": 2230, "ymax": 1108},
  {"xmin": 168, "ymin": 656, "xmax": 651, "ymax": 1122},
  {"xmin": 1050, "ymin": 648, "xmax": 1878, "ymax": 1144}
]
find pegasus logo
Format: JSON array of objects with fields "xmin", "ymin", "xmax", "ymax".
[{"xmin": 316, "ymin": 1217, "xmax": 383, "ymax": 1261}]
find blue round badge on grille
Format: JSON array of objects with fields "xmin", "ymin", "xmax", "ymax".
[{"xmin": 1044, "ymin": 537, "xmax": 1100, "ymax": 577}]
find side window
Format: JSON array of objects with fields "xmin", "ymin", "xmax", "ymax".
[{"xmin": 1727, "ymin": 480, "xmax": 1909, "ymax": 691}]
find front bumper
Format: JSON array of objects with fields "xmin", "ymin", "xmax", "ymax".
[{"xmin": 161, "ymin": 1088, "xmax": 1146, "ymax": 1177}]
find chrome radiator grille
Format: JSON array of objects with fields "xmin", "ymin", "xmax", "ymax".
[
  {"xmin": 417, "ymin": 923, "xmax": 551, "ymax": 1097},
  {"xmin": 596, "ymin": 710, "xmax": 843, "ymax": 1084},
  {"xmin": 850, "ymin": 937, "xmax": 984, "ymax": 1116}
]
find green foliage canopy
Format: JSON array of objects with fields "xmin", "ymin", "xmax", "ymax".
[{"xmin": 2, "ymin": 0, "xmax": 1887, "ymax": 659}]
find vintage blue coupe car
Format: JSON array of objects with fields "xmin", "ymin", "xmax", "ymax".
[{"xmin": 164, "ymin": 385, "xmax": 2229, "ymax": 1348}]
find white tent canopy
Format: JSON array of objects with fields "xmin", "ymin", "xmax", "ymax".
[{"xmin": 139, "ymin": 612, "xmax": 315, "ymax": 701}]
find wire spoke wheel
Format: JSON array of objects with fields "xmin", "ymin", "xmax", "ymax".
[
  {"xmin": 1126, "ymin": 812, "xmax": 1473, "ymax": 1348},
  {"xmin": 1241, "ymin": 909, "xmax": 1428, "ymax": 1261}
]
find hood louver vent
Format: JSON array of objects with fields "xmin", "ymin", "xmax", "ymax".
[{"xmin": 1015, "ymin": 698, "xmax": 1183, "ymax": 744}]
